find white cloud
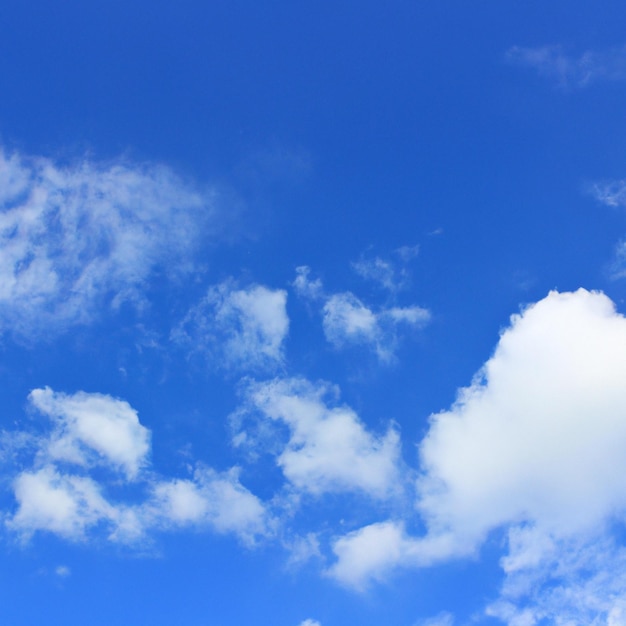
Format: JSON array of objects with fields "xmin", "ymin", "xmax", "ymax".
[
  {"xmin": 322, "ymin": 292, "xmax": 378, "ymax": 341},
  {"xmin": 417, "ymin": 289, "xmax": 626, "ymax": 547},
  {"xmin": 299, "ymin": 620, "xmax": 322, "ymax": 626},
  {"xmin": 29, "ymin": 387, "xmax": 150, "ymax": 480},
  {"xmin": 147, "ymin": 466, "xmax": 270, "ymax": 545},
  {"xmin": 352, "ymin": 246, "xmax": 419, "ymax": 292},
  {"xmin": 590, "ymin": 179, "xmax": 626, "ymax": 208},
  {"xmin": 416, "ymin": 612, "xmax": 455, "ymax": 626},
  {"xmin": 55, "ymin": 565, "xmax": 71, "ymax": 578},
  {"xmin": 507, "ymin": 45, "xmax": 626, "ymax": 88},
  {"xmin": 352, "ymin": 256, "xmax": 398, "ymax": 291},
  {"xmin": 233, "ymin": 377, "xmax": 402, "ymax": 499},
  {"xmin": 7, "ymin": 465, "xmax": 127, "ymax": 541},
  {"xmin": 173, "ymin": 281, "xmax": 289, "ymax": 371},
  {"xmin": 323, "ymin": 293, "xmax": 430, "ymax": 362},
  {"xmin": 293, "ymin": 266, "xmax": 430, "ymax": 362},
  {"xmin": 327, "ymin": 521, "xmax": 417, "ymax": 590},
  {"xmin": 611, "ymin": 240, "xmax": 626, "ymax": 280},
  {"xmin": 327, "ymin": 289, "xmax": 626, "ymax": 623},
  {"xmin": 588, "ymin": 180, "xmax": 626, "ymax": 279},
  {"xmin": 293, "ymin": 266, "xmax": 323, "ymax": 300},
  {"xmin": 0, "ymin": 148, "xmax": 215, "ymax": 339},
  {"xmin": 487, "ymin": 533, "xmax": 626, "ymax": 626},
  {"xmin": 284, "ymin": 533, "xmax": 322, "ymax": 569},
  {"xmin": 7, "ymin": 387, "xmax": 269, "ymax": 546},
  {"xmin": 326, "ymin": 520, "xmax": 456, "ymax": 590}
]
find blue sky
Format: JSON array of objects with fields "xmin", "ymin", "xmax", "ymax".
[{"xmin": 2, "ymin": 1, "xmax": 626, "ymax": 624}]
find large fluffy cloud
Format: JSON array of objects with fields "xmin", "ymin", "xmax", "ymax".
[
  {"xmin": 418, "ymin": 289, "xmax": 626, "ymax": 544},
  {"xmin": 0, "ymin": 148, "xmax": 215, "ymax": 338},
  {"xmin": 173, "ymin": 281, "xmax": 289, "ymax": 371},
  {"xmin": 232, "ymin": 377, "xmax": 402, "ymax": 499},
  {"xmin": 327, "ymin": 289, "xmax": 626, "ymax": 622}
]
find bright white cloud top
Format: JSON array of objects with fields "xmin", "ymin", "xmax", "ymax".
[{"xmin": 418, "ymin": 289, "xmax": 626, "ymax": 546}]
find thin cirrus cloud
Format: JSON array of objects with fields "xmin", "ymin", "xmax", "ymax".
[
  {"xmin": 589, "ymin": 179, "xmax": 626, "ymax": 279},
  {"xmin": 507, "ymin": 44, "xmax": 626, "ymax": 88},
  {"xmin": 351, "ymin": 245, "xmax": 419, "ymax": 293},
  {"xmin": 416, "ymin": 613, "xmax": 455, "ymax": 626},
  {"xmin": 326, "ymin": 289, "xmax": 626, "ymax": 623},
  {"xmin": 293, "ymin": 265, "xmax": 430, "ymax": 363},
  {"xmin": 6, "ymin": 388, "xmax": 270, "ymax": 546},
  {"xmin": 590, "ymin": 179, "xmax": 626, "ymax": 208},
  {"xmin": 0, "ymin": 148, "xmax": 217, "ymax": 340},
  {"xmin": 232, "ymin": 377, "xmax": 403, "ymax": 500},
  {"xmin": 172, "ymin": 281, "xmax": 290, "ymax": 372}
]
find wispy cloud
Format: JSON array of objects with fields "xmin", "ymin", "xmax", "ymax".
[
  {"xmin": 293, "ymin": 266, "xmax": 430, "ymax": 363},
  {"xmin": 351, "ymin": 245, "xmax": 420, "ymax": 293},
  {"xmin": 589, "ymin": 179, "xmax": 626, "ymax": 279},
  {"xmin": 0, "ymin": 148, "xmax": 216, "ymax": 340},
  {"xmin": 415, "ymin": 613, "xmax": 454, "ymax": 626},
  {"xmin": 486, "ymin": 532, "xmax": 626, "ymax": 625},
  {"xmin": 590, "ymin": 179, "xmax": 626, "ymax": 208},
  {"xmin": 173, "ymin": 281, "xmax": 289, "ymax": 372},
  {"xmin": 507, "ymin": 44, "xmax": 626, "ymax": 88}
]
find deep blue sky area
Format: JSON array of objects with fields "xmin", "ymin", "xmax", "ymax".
[{"xmin": 1, "ymin": 2, "xmax": 626, "ymax": 625}]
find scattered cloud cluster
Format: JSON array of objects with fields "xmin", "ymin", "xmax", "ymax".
[
  {"xmin": 507, "ymin": 44, "xmax": 626, "ymax": 88},
  {"xmin": 0, "ymin": 148, "xmax": 215, "ymax": 339},
  {"xmin": 7, "ymin": 388, "xmax": 269, "ymax": 546},
  {"xmin": 173, "ymin": 281, "xmax": 289, "ymax": 372},
  {"xmin": 5, "ymin": 280, "xmax": 626, "ymax": 625},
  {"xmin": 293, "ymin": 265, "xmax": 430, "ymax": 362},
  {"xmin": 3, "ymin": 141, "xmax": 626, "ymax": 626}
]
